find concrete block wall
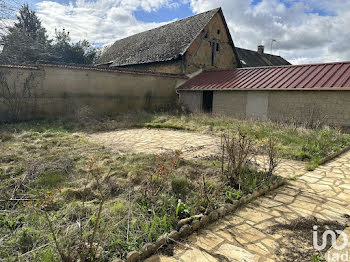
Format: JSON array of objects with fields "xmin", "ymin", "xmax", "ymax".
[
  {"xmin": 212, "ymin": 91, "xmax": 246, "ymax": 118},
  {"xmin": 179, "ymin": 90, "xmax": 350, "ymax": 128},
  {"xmin": 268, "ymin": 91, "xmax": 350, "ymax": 127},
  {"xmin": 178, "ymin": 91, "xmax": 202, "ymax": 113}
]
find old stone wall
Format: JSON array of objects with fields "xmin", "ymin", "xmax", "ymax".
[
  {"xmin": 179, "ymin": 90, "xmax": 350, "ymax": 128},
  {"xmin": 0, "ymin": 64, "xmax": 185, "ymax": 121},
  {"xmin": 117, "ymin": 59, "xmax": 184, "ymax": 75},
  {"xmin": 120, "ymin": 11, "xmax": 239, "ymax": 76},
  {"xmin": 185, "ymin": 12, "xmax": 238, "ymax": 74}
]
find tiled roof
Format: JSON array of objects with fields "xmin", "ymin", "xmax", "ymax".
[
  {"xmin": 97, "ymin": 8, "xmax": 220, "ymax": 67},
  {"xmin": 177, "ymin": 62, "xmax": 350, "ymax": 90},
  {"xmin": 235, "ymin": 47, "xmax": 291, "ymax": 67}
]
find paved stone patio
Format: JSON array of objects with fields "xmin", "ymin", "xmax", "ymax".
[
  {"xmin": 89, "ymin": 128, "xmax": 350, "ymax": 261},
  {"xmin": 145, "ymin": 151, "xmax": 350, "ymax": 262},
  {"xmin": 89, "ymin": 128, "xmax": 306, "ymax": 178}
]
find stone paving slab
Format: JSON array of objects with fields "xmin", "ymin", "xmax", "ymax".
[
  {"xmin": 146, "ymin": 151, "xmax": 350, "ymax": 262},
  {"xmin": 89, "ymin": 128, "xmax": 306, "ymax": 178}
]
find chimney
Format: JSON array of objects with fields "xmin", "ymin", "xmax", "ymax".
[{"xmin": 257, "ymin": 45, "xmax": 264, "ymax": 55}]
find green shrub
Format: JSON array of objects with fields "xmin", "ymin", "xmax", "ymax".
[
  {"xmin": 171, "ymin": 175, "xmax": 188, "ymax": 196},
  {"xmin": 176, "ymin": 199, "xmax": 190, "ymax": 219}
]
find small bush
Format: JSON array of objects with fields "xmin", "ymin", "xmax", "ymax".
[
  {"xmin": 171, "ymin": 175, "xmax": 188, "ymax": 196},
  {"xmin": 176, "ymin": 199, "xmax": 190, "ymax": 219}
]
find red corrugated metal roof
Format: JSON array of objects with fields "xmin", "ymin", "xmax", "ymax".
[{"xmin": 178, "ymin": 61, "xmax": 350, "ymax": 90}]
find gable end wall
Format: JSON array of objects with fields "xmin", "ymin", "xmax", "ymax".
[{"xmin": 184, "ymin": 12, "xmax": 238, "ymax": 74}]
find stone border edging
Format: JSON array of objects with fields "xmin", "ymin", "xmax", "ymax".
[
  {"xmin": 125, "ymin": 177, "xmax": 287, "ymax": 262},
  {"xmin": 318, "ymin": 146, "xmax": 350, "ymax": 166}
]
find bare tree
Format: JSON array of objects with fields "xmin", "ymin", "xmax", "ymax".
[
  {"xmin": 0, "ymin": 0, "xmax": 22, "ymax": 39},
  {"xmin": 0, "ymin": 70, "xmax": 38, "ymax": 121}
]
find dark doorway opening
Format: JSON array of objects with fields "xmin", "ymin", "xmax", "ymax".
[{"xmin": 202, "ymin": 91, "xmax": 213, "ymax": 113}]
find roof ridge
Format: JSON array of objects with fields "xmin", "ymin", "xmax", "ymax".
[
  {"xmin": 178, "ymin": 61, "xmax": 350, "ymax": 90},
  {"xmin": 235, "ymin": 60, "xmax": 350, "ymax": 70},
  {"xmin": 97, "ymin": 7, "xmax": 222, "ymax": 66},
  {"xmin": 108, "ymin": 8, "xmax": 221, "ymax": 45}
]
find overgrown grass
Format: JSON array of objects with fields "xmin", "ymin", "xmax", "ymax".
[
  {"xmin": 2, "ymin": 112, "xmax": 349, "ymax": 168},
  {"xmin": 143, "ymin": 114, "xmax": 350, "ymax": 166},
  {"xmin": 0, "ymin": 122, "xmax": 280, "ymax": 261},
  {"xmin": 1, "ymin": 112, "xmax": 349, "ymax": 260}
]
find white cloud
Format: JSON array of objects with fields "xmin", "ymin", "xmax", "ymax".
[
  {"xmin": 34, "ymin": 0, "xmax": 350, "ymax": 64},
  {"xmin": 189, "ymin": 0, "xmax": 350, "ymax": 64},
  {"xmin": 36, "ymin": 0, "xmax": 175, "ymax": 45}
]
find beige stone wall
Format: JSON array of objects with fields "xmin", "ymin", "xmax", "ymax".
[
  {"xmin": 180, "ymin": 90, "xmax": 350, "ymax": 128},
  {"xmin": 268, "ymin": 91, "xmax": 350, "ymax": 127},
  {"xmin": 118, "ymin": 59, "xmax": 184, "ymax": 75},
  {"xmin": 212, "ymin": 91, "xmax": 247, "ymax": 118},
  {"xmin": 0, "ymin": 65, "xmax": 183, "ymax": 121},
  {"xmin": 178, "ymin": 90, "xmax": 202, "ymax": 113},
  {"xmin": 184, "ymin": 12, "xmax": 238, "ymax": 74}
]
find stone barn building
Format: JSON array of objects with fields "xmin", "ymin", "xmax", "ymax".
[
  {"xmin": 177, "ymin": 62, "xmax": 350, "ymax": 129},
  {"xmin": 97, "ymin": 8, "xmax": 289, "ymax": 74},
  {"xmin": 96, "ymin": 8, "xmax": 241, "ymax": 74}
]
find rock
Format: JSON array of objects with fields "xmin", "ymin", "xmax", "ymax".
[
  {"xmin": 191, "ymin": 219, "xmax": 200, "ymax": 231},
  {"xmin": 179, "ymin": 224, "xmax": 193, "ymax": 237},
  {"xmin": 209, "ymin": 210, "xmax": 219, "ymax": 222},
  {"xmin": 155, "ymin": 234, "xmax": 167, "ymax": 248},
  {"xmin": 126, "ymin": 251, "xmax": 140, "ymax": 262},
  {"xmin": 217, "ymin": 207, "xmax": 226, "ymax": 218},
  {"xmin": 252, "ymin": 190, "xmax": 260, "ymax": 199},
  {"xmin": 168, "ymin": 230, "xmax": 180, "ymax": 241},
  {"xmin": 141, "ymin": 243, "xmax": 156, "ymax": 258},
  {"xmin": 200, "ymin": 215, "xmax": 209, "ymax": 227},
  {"xmin": 177, "ymin": 217, "xmax": 192, "ymax": 229}
]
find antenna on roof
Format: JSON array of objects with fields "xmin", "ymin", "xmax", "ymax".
[{"xmin": 270, "ymin": 39, "xmax": 277, "ymax": 55}]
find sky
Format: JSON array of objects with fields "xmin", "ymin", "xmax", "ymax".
[{"xmin": 14, "ymin": 0, "xmax": 350, "ymax": 64}]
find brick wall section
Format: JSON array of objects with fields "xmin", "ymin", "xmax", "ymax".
[{"xmin": 212, "ymin": 91, "xmax": 247, "ymax": 118}]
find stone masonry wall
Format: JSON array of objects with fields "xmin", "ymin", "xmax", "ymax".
[
  {"xmin": 0, "ymin": 64, "xmax": 184, "ymax": 121},
  {"xmin": 185, "ymin": 12, "xmax": 238, "ymax": 74}
]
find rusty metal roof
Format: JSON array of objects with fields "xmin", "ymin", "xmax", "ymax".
[{"xmin": 178, "ymin": 61, "xmax": 350, "ymax": 91}]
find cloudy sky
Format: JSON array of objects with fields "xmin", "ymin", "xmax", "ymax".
[{"xmin": 21, "ymin": 0, "xmax": 350, "ymax": 64}]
